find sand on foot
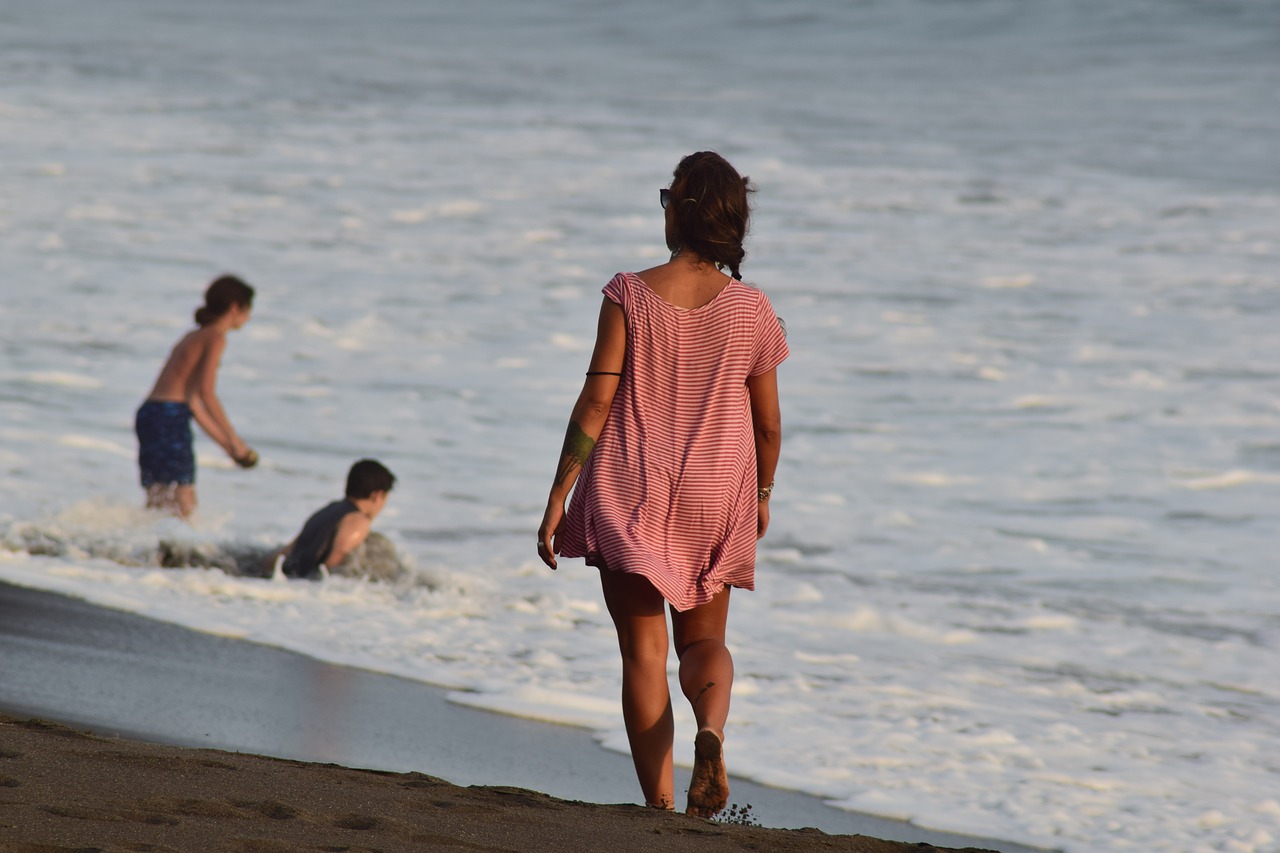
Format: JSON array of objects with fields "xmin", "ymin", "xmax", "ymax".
[{"xmin": 686, "ymin": 728, "xmax": 730, "ymax": 818}]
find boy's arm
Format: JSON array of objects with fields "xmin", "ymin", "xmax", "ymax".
[
  {"xmin": 324, "ymin": 513, "xmax": 372, "ymax": 568},
  {"xmin": 260, "ymin": 540, "xmax": 294, "ymax": 576},
  {"xmin": 191, "ymin": 333, "xmax": 249, "ymax": 460},
  {"xmin": 188, "ymin": 395, "xmax": 231, "ymax": 453}
]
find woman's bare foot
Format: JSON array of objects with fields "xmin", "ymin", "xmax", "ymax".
[{"xmin": 685, "ymin": 728, "xmax": 729, "ymax": 818}]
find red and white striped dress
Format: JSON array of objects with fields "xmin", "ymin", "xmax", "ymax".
[{"xmin": 559, "ymin": 272, "xmax": 789, "ymax": 611}]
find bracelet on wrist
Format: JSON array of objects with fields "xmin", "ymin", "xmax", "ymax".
[{"xmin": 757, "ymin": 481, "xmax": 774, "ymax": 502}]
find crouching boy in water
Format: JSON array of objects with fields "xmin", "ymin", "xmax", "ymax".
[
  {"xmin": 275, "ymin": 459, "xmax": 396, "ymax": 580},
  {"xmin": 137, "ymin": 275, "xmax": 258, "ymax": 519}
]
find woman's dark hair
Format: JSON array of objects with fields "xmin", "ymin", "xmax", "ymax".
[
  {"xmin": 194, "ymin": 275, "xmax": 255, "ymax": 326},
  {"xmin": 346, "ymin": 458, "xmax": 396, "ymax": 499},
  {"xmin": 666, "ymin": 151, "xmax": 754, "ymax": 280}
]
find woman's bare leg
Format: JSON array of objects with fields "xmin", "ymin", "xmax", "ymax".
[
  {"xmin": 672, "ymin": 586, "xmax": 733, "ymax": 817},
  {"xmin": 599, "ymin": 567, "xmax": 675, "ymax": 809}
]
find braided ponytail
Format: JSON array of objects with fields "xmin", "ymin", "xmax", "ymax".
[{"xmin": 667, "ymin": 152, "xmax": 753, "ymax": 279}]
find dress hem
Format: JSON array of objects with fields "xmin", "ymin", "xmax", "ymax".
[{"xmin": 568, "ymin": 551, "xmax": 755, "ymax": 612}]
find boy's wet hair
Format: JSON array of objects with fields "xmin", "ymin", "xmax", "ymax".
[
  {"xmin": 346, "ymin": 459, "xmax": 396, "ymax": 499},
  {"xmin": 195, "ymin": 274, "xmax": 255, "ymax": 326}
]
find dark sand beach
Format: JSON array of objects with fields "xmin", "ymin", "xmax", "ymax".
[
  {"xmin": 0, "ymin": 582, "xmax": 1041, "ymax": 852},
  {"xmin": 0, "ymin": 713, "xmax": 1005, "ymax": 853},
  {"xmin": 0, "ymin": 712, "xmax": 1008, "ymax": 850}
]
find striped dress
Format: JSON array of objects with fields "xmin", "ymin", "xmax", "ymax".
[{"xmin": 558, "ymin": 272, "xmax": 789, "ymax": 611}]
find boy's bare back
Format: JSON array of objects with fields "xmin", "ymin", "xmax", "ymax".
[{"xmin": 148, "ymin": 326, "xmax": 226, "ymax": 403}]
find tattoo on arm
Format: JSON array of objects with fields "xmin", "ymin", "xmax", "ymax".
[{"xmin": 553, "ymin": 420, "xmax": 596, "ymax": 488}]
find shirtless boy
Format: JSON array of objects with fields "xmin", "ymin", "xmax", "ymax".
[
  {"xmin": 275, "ymin": 459, "xmax": 396, "ymax": 580},
  {"xmin": 136, "ymin": 275, "xmax": 258, "ymax": 518}
]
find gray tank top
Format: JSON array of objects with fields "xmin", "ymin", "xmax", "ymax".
[{"xmin": 282, "ymin": 499, "xmax": 359, "ymax": 579}]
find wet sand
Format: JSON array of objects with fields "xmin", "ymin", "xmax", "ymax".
[
  {"xmin": 0, "ymin": 714, "xmax": 1002, "ymax": 853},
  {"xmin": 0, "ymin": 582, "xmax": 1044, "ymax": 852}
]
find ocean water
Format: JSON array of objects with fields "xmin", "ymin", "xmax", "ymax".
[{"xmin": 2, "ymin": 1, "xmax": 1279, "ymax": 850}]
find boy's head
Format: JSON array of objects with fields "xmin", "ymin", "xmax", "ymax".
[{"xmin": 346, "ymin": 459, "xmax": 396, "ymax": 501}]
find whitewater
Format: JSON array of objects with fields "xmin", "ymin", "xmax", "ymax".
[{"xmin": 1, "ymin": 1, "xmax": 1278, "ymax": 850}]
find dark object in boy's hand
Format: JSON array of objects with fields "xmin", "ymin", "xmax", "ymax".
[{"xmin": 236, "ymin": 449, "xmax": 259, "ymax": 469}]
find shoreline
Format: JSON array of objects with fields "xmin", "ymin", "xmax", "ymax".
[
  {"xmin": 0, "ymin": 580, "xmax": 1046, "ymax": 852},
  {"xmin": 0, "ymin": 713, "xmax": 1003, "ymax": 853}
]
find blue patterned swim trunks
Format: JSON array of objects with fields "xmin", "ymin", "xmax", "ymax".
[{"xmin": 135, "ymin": 400, "xmax": 195, "ymax": 487}]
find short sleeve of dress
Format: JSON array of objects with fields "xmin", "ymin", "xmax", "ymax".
[
  {"xmin": 603, "ymin": 272, "xmax": 629, "ymax": 309},
  {"xmin": 749, "ymin": 292, "xmax": 789, "ymax": 376}
]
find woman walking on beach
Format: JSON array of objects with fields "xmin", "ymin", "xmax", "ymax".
[
  {"xmin": 537, "ymin": 152, "xmax": 787, "ymax": 816},
  {"xmin": 136, "ymin": 275, "xmax": 258, "ymax": 519}
]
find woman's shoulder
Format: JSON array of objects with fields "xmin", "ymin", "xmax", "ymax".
[
  {"xmin": 603, "ymin": 271, "xmax": 640, "ymax": 301},
  {"xmin": 723, "ymin": 278, "xmax": 773, "ymax": 306}
]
